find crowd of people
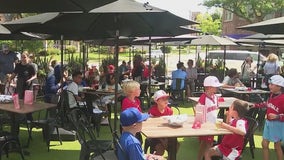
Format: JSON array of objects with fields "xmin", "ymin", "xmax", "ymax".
[{"xmin": 1, "ymin": 43, "xmax": 284, "ymax": 160}]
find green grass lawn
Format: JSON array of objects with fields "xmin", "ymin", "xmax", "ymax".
[{"xmin": 3, "ymin": 102, "xmax": 278, "ymax": 160}]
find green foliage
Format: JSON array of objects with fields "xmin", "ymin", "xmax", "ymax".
[
  {"xmin": 65, "ymin": 45, "xmax": 77, "ymax": 55},
  {"xmin": 196, "ymin": 13, "xmax": 221, "ymax": 35},
  {"xmin": 154, "ymin": 57, "xmax": 166, "ymax": 77},
  {"xmin": 0, "ymin": 41, "xmax": 16, "ymax": 50},
  {"xmin": 22, "ymin": 40, "xmax": 44, "ymax": 53},
  {"xmin": 89, "ymin": 47, "xmax": 98, "ymax": 53},
  {"xmin": 100, "ymin": 57, "xmax": 115, "ymax": 74},
  {"xmin": 160, "ymin": 46, "xmax": 172, "ymax": 53},
  {"xmin": 46, "ymin": 48, "xmax": 60, "ymax": 56},
  {"xmin": 33, "ymin": 56, "xmax": 50, "ymax": 85},
  {"xmin": 203, "ymin": 0, "xmax": 284, "ymax": 22},
  {"xmin": 66, "ymin": 56, "xmax": 84, "ymax": 73}
]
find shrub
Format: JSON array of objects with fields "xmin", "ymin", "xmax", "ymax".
[
  {"xmin": 65, "ymin": 45, "xmax": 77, "ymax": 55},
  {"xmin": 46, "ymin": 48, "xmax": 60, "ymax": 56},
  {"xmin": 160, "ymin": 46, "xmax": 172, "ymax": 53}
]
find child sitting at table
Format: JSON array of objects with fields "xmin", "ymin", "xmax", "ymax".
[
  {"xmin": 118, "ymin": 108, "xmax": 164, "ymax": 160},
  {"xmin": 121, "ymin": 80, "xmax": 142, "ymax": 112},
  {"xmin": 253, "ymin": 75, "xmax": 284, "ymax": 160},
  {"xmin": 148, "ymin": 90, "xmax": 173, "ymax": 156},
  {"xmin": 99, "ymin": 73, "xmax": 122, "ymax": 105},
  {"xmin": 196, "ymin": 76, "xmax": 223, "ymax": 160},
  {"xmin": 205, "ymin": 99, "xmax": 249, "ymax": 160},
  {"xmin": 121, "ymin": 80, "xmax": 143, "ymax": 143}
]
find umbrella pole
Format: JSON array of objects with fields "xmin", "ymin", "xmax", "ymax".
[
  {"xmin": 82, "ymin": 41, "xmax": 86, "ymax": 78},
  {"xmin": 60, "ymin": 35, "xmax": 64, "ymax": 85},
  {"xmin": 205, "ymin": 45, "xmax": 208, "ymax": 75},
  {"xmin": 163, "ymin": 42, "xmax": 166, "ymax": 78},
  {"xmin": 223, "ymin": 46, "xmax": 226, "ymax": 80},
  {"xmin": 21, "ymin": 40, "xmax": 24, "ymax": 53},
  {"xmin": 178, "ymin": 45, "xmax": 181, "ymax": 62},
  {"xmin": 256, "ymin": 43, "xmax": 262, "ymax": 88},
  {"xmin": 98, "ymin": 46, "xmax": 101, "ymax": 67},
  {"xmin": 114, "ymin": 30, "xmax": 119, "ymax": 133},
  {"xmin": 147, "ymin": 36, "xmax": 152, "ymax": 109}
]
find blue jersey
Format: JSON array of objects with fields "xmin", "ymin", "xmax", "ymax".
[{"xmin": 118, "ymin": 132, "xmax": 145, "ymax": 160}]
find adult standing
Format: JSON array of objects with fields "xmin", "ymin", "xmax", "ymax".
[
  {"xmin": 263, "ymin": 53, "xmax": 281, "ymax": 86},
  {"xmin": 0, "ymin": 44, "xmax": 19, "ymax": 83},
  {"xmin": 8, "ymin": 52, "xmax": 36, "ymax": 99},
  {"xmin": 132, "ymin": 55, "xmax": 143, "ymax": 82},
  {"xmin": 240, "ymin": 56, "xmax": 256, "ymax": 87},
  {"xmin": 118, "ymin": 60, "xmax": 129, "ymax": 82},
  {"xmin": 186, "ymin": 59, "xmax": 197, "ymax": 97},
  {"xmin": 8, "ymin": 52, "xmax": 36, "ymax": 130}
]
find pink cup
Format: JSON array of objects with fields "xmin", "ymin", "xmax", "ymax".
[
  {"xmin": 218, "ymin": 97, "xmax": 224, "ymax": 102},
  {"xmin": 192, "ymin": 121, "xmax": 201, "ymax": 129}
]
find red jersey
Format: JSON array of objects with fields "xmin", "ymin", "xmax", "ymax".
[
  {"xmin": 218, "ymin": 118, "xmax": 248, "ymax": 159},
  {"xmin": 198, "ymin": 93, "xmax": 218, "ymax": 123},
  {"xmin": 148, "ymin": 105, "xmax": 173, "ymax": 117},
  {"xmin": 255, "ymin": 93, "xmax": 284, "ymax": 121},
  {"xmin": 121, "ymin": 97, "xmax": 142, "ymax": 112},
  {"xmin": 266, "ymin": 94, "xmax": 284, "ymax": 121}
]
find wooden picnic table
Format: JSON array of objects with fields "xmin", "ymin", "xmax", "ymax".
[{"xmin": 141, "ymin": 116, "xmax": 232, "ymax": 160}]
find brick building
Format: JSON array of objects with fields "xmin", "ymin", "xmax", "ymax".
[{"xmin": 222, "ymin": 10, "xmax": 284, "ymax": 39}]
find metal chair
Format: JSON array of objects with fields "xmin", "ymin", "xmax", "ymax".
[
  {"xmin": 67, "ymin": 108, "xmax": 113, "ymax": 160},
  {"xmin": 170, "ymin": 78, "xmax": 186, "ymax": 103},
  {"xmin": 211, "ymin": 116, "xmax": 258, "ymax": 160},
  {"xmin": 243, "ymin": 116, "xmax": 259, "ymax": 159},
  {"xmin": 27, "ymin": 94, "xmax": 62, "ymax": 152},
  {"xmin": 0, "ymin": 131, "xmax": 25, "ymax": 160}
]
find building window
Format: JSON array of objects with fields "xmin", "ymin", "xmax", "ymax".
[{"xmin": 224, "ymin": 10, "xmax": 233, "ymax": 22}]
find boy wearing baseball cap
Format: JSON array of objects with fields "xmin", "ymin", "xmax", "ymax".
[
  {"xmin": 149, "ymin": 90, "xmax": 173, "ymax": 117},
  {"xmin": 118, "ymin": 108, "xmax": 164, "ymax": 160},
  {"xmin": 196, "ymin": 76, "xmax": 223, "ymax": 160},
  {"xmin": 148, "ymin": 90, "xmax": 173, "ymax": 156},
  {"xmin": 253, "ymin": 75, "xmax": 284, "ymax": 160}
]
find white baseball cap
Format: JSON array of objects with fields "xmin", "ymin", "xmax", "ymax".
[
  {"xmin": 153, "ymin": 90, "xmax": 169, "ymax": 101},
  {"xmin": 203, "ymin": 76, "xmax": 222, "ymax": 87},
  {"xmin": 269, "ymin": 75, "xmax": 284, "ymax": 87}
]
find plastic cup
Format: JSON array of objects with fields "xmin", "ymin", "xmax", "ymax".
[
  {"xmin": 218, "ymin": 97, "xmax": 224, "ymax": 102},
  {"xmin": 215, "ymin": 118, "xmax": 223, "ymax": 130}
]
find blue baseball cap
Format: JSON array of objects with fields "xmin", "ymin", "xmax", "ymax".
[{"xmin": 120, "ymin": 108, "xmax": 149, "ymax": 126}]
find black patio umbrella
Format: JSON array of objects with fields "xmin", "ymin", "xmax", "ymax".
[
  {"xmin": 4, "ymin": 0, "xmax": 196, "ymax": 142},
  {"xmin": 241, "ymin": 33, "xmax": 284, "ymax": 40},
  {"xmin": 190, "ymin": 35, "xmax": 237, "ymax": 79},
  {"xmin": 90, "ymin": 0, "xmax": 196, "ymax": 136},
  {"xmin": 0, "ymin": 24, "xmax": 11, "ymax": 34},
  {"xmin": 237, "ymin": 16, "xmax": 284, "ymax": 34},
  {"xmin": 0, "ymin": 0, "xmax": 117, "ymax": 13},
  {"xmin": 0, "ymin": 32, "xmax": 43, "ymax": 40}
]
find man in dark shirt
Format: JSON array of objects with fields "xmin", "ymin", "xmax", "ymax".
[{"xmin": 0, "ymin": 44, "xmax": 18, "ymax": 83}]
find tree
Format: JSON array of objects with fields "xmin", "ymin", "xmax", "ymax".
[
  {"xmin": 195, "ymin": 12, "xmax": 222, "ymax": 36},
  {"xmin": 203, "ymin": 0, "xmax": 284, "ymax": 22}
]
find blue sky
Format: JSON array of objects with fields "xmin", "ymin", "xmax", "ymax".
[{"xmin": 136, "ymin": 0, "xmax": 213, "ymax": 19}]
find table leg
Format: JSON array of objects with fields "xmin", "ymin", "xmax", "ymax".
[
  {"xmin": 9, "ymin": 112, "xmax": 18, "ymax": 137},
  {"xmin": 167, "ymin": 137, "xmax": 177, "ymax": 160},
  {"xmin": 217, "ymin": 108, "xmax": 225, "ymax": 144}
]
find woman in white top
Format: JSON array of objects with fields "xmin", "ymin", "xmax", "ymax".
[{"xmin": 263, "ymin": 53, "xmax": 281, "ymax": 85}]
